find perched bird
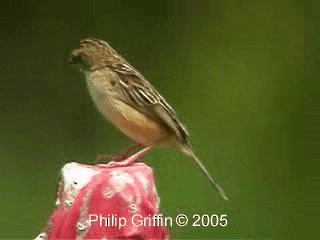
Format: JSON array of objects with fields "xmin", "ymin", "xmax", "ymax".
[{"xmin": 69, "ymin": 38, "xmax": 228, "ymax": 200}]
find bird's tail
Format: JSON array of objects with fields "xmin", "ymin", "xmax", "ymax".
[{"xmin": 180, "ymin": 144, "xmax": 229, "ymax": 201}]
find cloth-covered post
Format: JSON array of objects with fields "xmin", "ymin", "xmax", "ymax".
[{"xmin": 35, "ymin": 162, "xmax": 169, "ymax": 239}]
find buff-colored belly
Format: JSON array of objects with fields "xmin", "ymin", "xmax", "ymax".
[{"xmin": 99, "ymin": 98, "xmax": 170, "ymax": 146}]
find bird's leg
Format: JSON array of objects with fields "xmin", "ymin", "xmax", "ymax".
[
  {"xmin": 96, "ymin": 144, "xmax": 141, "ymax": 164},
  {"xmin": 106, "ymin": 146, "xmax": 153, "ymax": 167}
]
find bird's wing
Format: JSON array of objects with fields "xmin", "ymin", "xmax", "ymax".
[{"xmin": 110, "ymin": 62, "xmax": 189, "ymax": 142}]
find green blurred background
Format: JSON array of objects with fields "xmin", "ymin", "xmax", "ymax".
[{"xmin": 0, "ymin": 0, "xmax": 311, "ymax": 239}]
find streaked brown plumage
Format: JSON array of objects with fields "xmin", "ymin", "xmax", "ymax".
[{"xmin": 69, "ymin": 38, "xmax": 228, "ymax": 200}]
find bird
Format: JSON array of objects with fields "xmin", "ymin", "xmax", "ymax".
[{"xmin": 69, "ymin": 37, "xmax": 228, "ymax": 200}]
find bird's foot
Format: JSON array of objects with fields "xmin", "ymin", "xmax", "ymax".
[
  {"xmin": 96, "ymin": 154, "xmax": 126, "ymax": 163},
  {"xmin": 105, "ymin": 146, "xmax": 153, "ymax": 168},
  {"xmin": 96, "ymin": 144, "xmax": 141, "ymax": 164}
]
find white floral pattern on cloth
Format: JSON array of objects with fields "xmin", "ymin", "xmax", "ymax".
[
  {"xmin": 57, "ymin": 162, "xmax": 98, "ymax": 209},
  {"xmin": 35, "ymin": 162, "xmax": 168, "ymax": 240}
]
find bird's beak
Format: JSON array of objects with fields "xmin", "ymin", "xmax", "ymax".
[{"xmin": 69, "ymin": 49, "xmax": 82, "ymax": 64}]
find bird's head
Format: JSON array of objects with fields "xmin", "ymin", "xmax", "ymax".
[{"xmin": 69, "ymin": 38, "xmax": 119, "ymax": 72}]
